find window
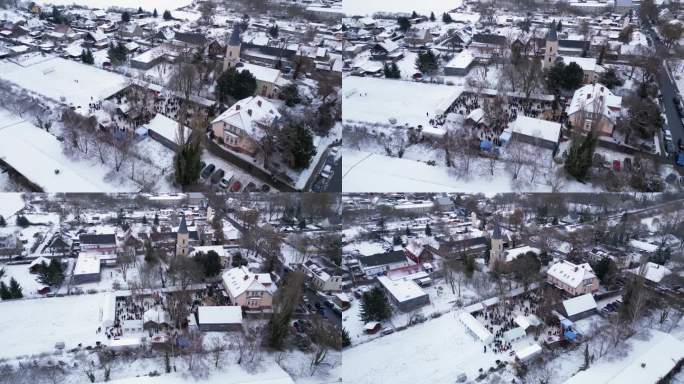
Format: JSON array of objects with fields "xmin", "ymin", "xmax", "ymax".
[{"xmin": 584, "ymin": 119, "xmax": 593, "ymax": 131}]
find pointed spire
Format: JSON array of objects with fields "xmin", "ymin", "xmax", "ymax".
[
  {"xmin": 178, "ymin": 215, "xmax": 188, "ymax": 234},
  {"xmin": 547, "ymin": 20, "xmax": 558, "ymax": 42},
  {"xmin": 228, "ymin": 23, "xmax": 241, "ymax": 46}
]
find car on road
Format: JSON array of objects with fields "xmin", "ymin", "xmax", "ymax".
[
  {"xmin": 200, "ymin": 164, "xmax": 215, "ymax": 179},
  {"xmin": 665, "ymin": 140, "xmax": 675, "ymax": 155},
  {"xmin": 380, "ymin": 328, "xmax": 394, "ymax": 336},
  {"xmin": 320, "ymin": 164, "xmax": 332, "ymax": 179},
  {"xmin": 665, "ymin": 129, "xmax": 673, "ymax": 142},
  {"xmin": 677, "ymin": 153, "xmax": 684, "ymax": 166},
  {"xmin": 210, "ymin": 169, "xmax": 225, "ymax": 184}
]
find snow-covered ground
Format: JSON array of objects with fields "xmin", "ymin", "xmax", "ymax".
[
  {"xmin": 0, "ymin": 109, "xmax": 138, "ymax": 192},
  {"xmin": 344, "ymin": 0, "xmax": 463, "ymax": 16},
  {"xmin": 342, "ymin": 148, "xmax": 565, "ymax": 193},
  {"xmin": 0, "ymin": 292, "xmax": 110, "ymax": 359},
  {"xmin": 35, "ymin": 0, "xmax": 192, "ymax": 11},
  {"xmin": 0, "ymin": 192, "xmax": 24, "ymax": 218},
  {"xmin": 343, "ymin": 76, "xmax": 463, "ymax": 130},
  {"xmin": 0, "ymin": 54, "xmax": 129, "ymax": 109},
  {"xmin": 339, "ymin": 310, "xmax": 510, "ymax": 384}
]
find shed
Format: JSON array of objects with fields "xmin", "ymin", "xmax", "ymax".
[{"xmin": 197, "ymin": 306, "xmax": 243, "ymax": 332}]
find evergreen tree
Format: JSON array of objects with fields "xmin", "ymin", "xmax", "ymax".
[
  {"xmin": 142, "ymin": 216, "xmax": 148, "ymax": 224},
  {"xmin": 383, "ymin": 62, "xmax": 401, "ymax": 79},
  {"xmin": 81, "ymin": 48, "xmax": 94, "ymax": 64},
  {"xmin": 16, "ymin": 215, "xmax": 30, "ymax": 228},
  {"xmin": 279, "ymin": 84, "xmax": 300, "ymax": 107},
  {"xmin": 564, "ymin": 131, "xmax": 597, "ymax": 182},
  {"xmin": 174, "ymin": 134, "xmax": 202, "ymax": 187},
  {"xmin": 557, "ymin": 20, "xmax": 563, "ymax": 32},
  {"xmin": 298, "ymin": 218, "xmax": 306, "ymax": 230},
  {"xmin": 153, "ymin": 8, "xmax": 158, "ymax": 18},
  {"xmin": 194, "ymin": 250, "xmax": 222, "ymax": 277},
  {"xmin": 393, "ymin": 233, "xmax": 402, "ymax": 246},
  {"xmin": 442, "ymin": 12, "xmax": 453, "ymax": 23},
  {"xmin": 415, "ymin": 50, "xmax": 438, "ymax": 76},
  {"xmin": 411, "ymin": 11, "xmax": 418, "ymax": 18},
  {"xmin": 9, "ymin": 277, "xmax": 22, "ymax": 299},
  {"xmin": 341, "ymin": 327, "xmax": 351, "ymax": 347},
  {"xmin": 397, "ymin": 17, "xmax": 411, "ymax": 32},
  {"xmin": 107, "ymin": 42, "xmax": 127, "ymax": 65},
  {"xmin": 37, "ymin": 260, "xmax": 65, "ymax": 287},
  {"xmin": 0, "ymin": 281, "xmax": 10, "ymax": 300},
  {"xmin": 153, "ymin": 213, "xmax": 159, "ymax": 225},
  {"xmin": 163, "ymin": 10, "xmax": 173, "ymax": 20},
  {"xmin": 137, "ymin": 6, "xmax": 143, "ymax": 14},
  {"xmin": 277, "ymin": 122, "xmax": 316, "ymax": 170},
  {"xmin": 464, "ymin": 255, "xmax": 475, "ymax": 279},
  {"xmin": 0, "ymin": 215, "xmax": 5, "ymax": 227},
  {"xmin": 562, "ymin": 62, "xmax": 584, "ymax": 91},
  {"xmin": 430, "ymin": 12, "xmax": 436, "ymax": 22},
  {"xmin": 405, "ymin": 226, "xmax": 411, "ymax": 236},
  {"xmin": 215, "ymin": 68, "xmax": 257, "ymax": 103},
  {"xmin": 359, "ymin": 287, "xmax": 392, "ymax": 322},
  {"xmin": 268, "ymin": 24, "xmax": 279, "ymax": 38},
  {"xmin": 121, "ymin": 11, "xmax": 130, "ymax": 23},
  {"xmin": 425, "ymin": 223, "xmax": 432, "ymax": 236}
]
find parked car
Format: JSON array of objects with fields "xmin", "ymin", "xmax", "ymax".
[
  {"xmin": 219, "ymin": 176, "xmax": 232, "ymax": 189},
  {"xmin": 380, "ymin": 328, "xmax": 394, "ymax": 336},
  {"xmin": 200, "ymin": 164, "xmax": 215, "ymax": 179},
  {"xmin": 243, "ymin": 182, "xmax": 258, "ymax": 192},
  {"xmin": 230, "ymin": 180, "xmax": 242, "ymax": 192},
  {"xmin": 210, "ymin": 169, "xmax": 225, "ymax": 184},
  {"xmin": 320, "ymin": 164, "xmax": 332, "ymax": 179},
  {"xmin": 666, "ymin": 140, "xmax": 674, "ymax": 154}
]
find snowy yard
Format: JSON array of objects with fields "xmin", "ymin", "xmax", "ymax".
[
  {"xmin": 0, "ymin": 55, "xmax": 129, "ymax": 109},
  {"xmin": 0, "ymin": 292, "xmax": 109, "ymax": 359},
  {"xmin": 343, "ymin": 0, "xmax": 463, "ymax": 16},
  {"xmin": 339, "ymin": 311, "xmax": 507, "ymax": 384},
  {"xmin": 35, "ymin": 0, "xmax": 192, "ymax": 11},
  {"xmin": 0, "ymin": 109, "xmax": 138, "ymax": 192}
]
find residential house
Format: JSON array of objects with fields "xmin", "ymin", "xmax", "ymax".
[
  {"xmin": 547, "ymin": 260, "xmax": 599, "ymax": 296},
  {"xmin": 221, "ymin": 266, "xmax": 275, "ymax": 309},
  {"xmin": 301, "ymin": 260, "xmax": 343, "ymax": 292},
  {"xmin": 566, "ymin": 83, "xmax": 622, "ymax": 136},
  {"xmin": 404, "ymin": 28, "xmax": 432, "ymax": 47},
  {"xmin": 210, "ymin": 96, "xmax": 281, "ymax": 157}
]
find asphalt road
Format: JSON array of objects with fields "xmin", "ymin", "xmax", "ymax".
[
  {"xmin": 646, "ymin": 25, "xmax": 684, "ymax": 160},
  {"xmin": 325, "ymin": 158, "xmax": 342, "ymax": 192}
]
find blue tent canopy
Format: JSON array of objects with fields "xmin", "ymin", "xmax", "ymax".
[
  {"xmin": 564, "ymin": 330, "xmax": 578, "ymax": 341},
  {"xmin": 480, "ymin": 140, "xmax": 493, "ymax": 151}
]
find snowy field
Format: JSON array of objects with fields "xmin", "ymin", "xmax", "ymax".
[
  {"xmin": 343, "ymin": 0, "xmax": 464, "ymax": 16},
  {"xmin": 0, "ymin": 193, "xmax": 24, "ymax": 218},
  {"xmin": 342, "ymin": 148, "xmax": 553, "ymax": 193},
  {"xmin": 343, "ymin": 76, "xmax": 463, "ymax": 129},
  {"xmin": 0, "ymin": 109, "xmax": 137, "ymax": 192},
  {"xmin": 339, "ymin": 311, "xmax": 507, "ymax": 384},
  {"xmin": 36, "ymin": 0, "xmax": 192, "ymax": 11},
  {"xmin": 0, "ymin": 264, "xmax": 46, "ymax": 298},
  {"xmin": 0, "ymin": 55, "xmax": 129, "ymax": 109},
  {"xmin": 0, "ymin": 292, "xmax": 109, "ymax": 359}
]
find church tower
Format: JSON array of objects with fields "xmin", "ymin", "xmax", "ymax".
[
  {"xmin": 223, "ymin": 24, "xmax": 242, "ymax": 71},
  {"xmin": 489, "ymin": 223, "xmax": 504, "ymax": 267},
  {"xmin": 176, "ymin": 215, "xmax": 189, "ymax": 257},
  {"xmin": 543, "ymin": 21, "xmax": 558, "ymax": 69}
]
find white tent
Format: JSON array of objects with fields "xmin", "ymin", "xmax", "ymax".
[{"xmin": 458, "ymin": 312, "xmax": 493, "ymax": 344}]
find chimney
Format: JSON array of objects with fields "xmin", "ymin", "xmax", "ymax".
[
  {"xmin": 247, "ymin": 109, "xmax": 253, "ymax": 116},
  {"xmin": 257, "ymin": 100, "xmax": 262, "ymax": 107},
  {"xmin": 243, "ymin": 275, "xmax": 248, "ymax": 281},
  {"xmin": 254, "ymin": 275, "xmax": 259, "ymax": 280},
  {"xmin": 235, "ymin": 104, "xmax": 240, "ymax": 111}
]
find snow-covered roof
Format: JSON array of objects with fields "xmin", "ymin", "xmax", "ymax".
[
  {"xmin": 377, "ymin": 275, "xmax": 427, "ymax": 303},
  {"xmin": 143, "ymin": 306, "xmax": 170, "ymax": 324},
  {"xmin": 515, "ymin": 343, "xmax": 542, "ymax": 361},
  {"xmin": 458, "ymin": 311, "xmax": 494, "ymax": 344},
  {"xmin": 503, "ymin": 245, "xmax": 541, "ymax": 262},
  {"xmin": 562, "ymin": 293, "xmax": 597, "ymax": 317},
  {"xmin": 566, "ymin": 83, "xmax": 622, "ymax": 123},
  {"xmin": 211, "ymin": 96, "xmax": 280, "ymax": 140},
  {"xmin": 629, "ymin": 239, "xmax": 658, "ymax": 253},
  {"xmin": 506, "ymin": 116, "xmax": 561, "ymax": 144},
  {"xmin": 197, "ymin": 306, "xmax": 242, "ymax": 325},
  {"xmin": 445, "ymin": 49, "xmax": 474, "ymax": 69},
  {"xmin": 221, "ymin": 266, "xmax": 273, "ymax": 298},
  {"xmin": 145, "ymin": 114, "xmax": 191, "ymax": 144},
  {"xmin": 29, "ymin": 256, "xmax": 50, "ymax": 268},
  {"xmin": 73, "ymin": 253, "xmax": 101, "ymax": 275},
  {"xmin": 504, "ymin": 326, "xmax": 526, "ymax": 341},
  {"xmin": 547, "ymin": 260, "xmax": 596, "ymax": 288},
  {"xmin": 560, "ymin": 56, "xmax": 603, "ymax": 73},
  {"xmin": 238, "ymin": 62, "xmax": 281, "ymax": 84},
  {"xmin": 629, "ymin": 262, "xmax": 671, "ymax": 283}
]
